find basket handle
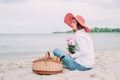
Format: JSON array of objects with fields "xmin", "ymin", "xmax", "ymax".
[{"xmin": 45, "ymin": 51, "xmax": 50, "ymax": 59}]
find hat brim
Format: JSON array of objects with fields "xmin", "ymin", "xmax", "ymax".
[
  {"xmin": 64, "ymin": 13, "xmax": 74, "ymax": 28},
  {"xmin": 84, "ymin": 26, "xmax": 90, "ymax": 33}
]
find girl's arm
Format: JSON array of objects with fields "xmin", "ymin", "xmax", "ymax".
[{"xmin": 71, "ymin": 34, "xmax": 89, "ymax": 58}]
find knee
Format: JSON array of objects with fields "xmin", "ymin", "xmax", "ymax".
[
  {"xmin": 53, "ymin": 48, "xmax": 62, "ymax": 57},
  {"xmin": 53, "ymin": 48, "xmax": 60, "ymax": 55}
]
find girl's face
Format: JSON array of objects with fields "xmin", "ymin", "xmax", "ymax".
[{"xmin": 71, "ymin": 19, "xmax": 78, "ymax": 31}]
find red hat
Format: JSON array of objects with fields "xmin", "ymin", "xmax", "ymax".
[{"xmin": 64, "ymin": 13, "xmax": 90, "ymax": 33}]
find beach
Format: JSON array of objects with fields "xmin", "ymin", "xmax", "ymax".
[
  {"xmin": 0, "ymin": 50, "xmax": 120, "ymax": 80},
  {"xmin": 0, "ymin": 33, "xmax": 120, "ymax": 80}
]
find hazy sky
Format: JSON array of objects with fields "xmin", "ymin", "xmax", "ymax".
[{"xmin": 0, "ymin": 0, "xmax": 120, "ymax": 33}]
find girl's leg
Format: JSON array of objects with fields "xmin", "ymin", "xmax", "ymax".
[
  {"xmin": 53, "ymin": 48, "xmax": 92, "ymax": 71},
  {"xmin": 53, "ymin": 48, "xmax": 76, "ymax": 70},
  {"xmin": 75, "ymin": 63, "xmax": 92, "ymax": 71}
]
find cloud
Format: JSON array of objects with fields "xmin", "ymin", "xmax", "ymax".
[
  {"xmin": 0, "ymin": 0, "xmax": 31, "ymax": 4},
  {"xmin": 93, "ymin": 0, "xmax": 120, "ymax": 9},
  {"xmin": 0, "ymin": 0, "xmax": 119, "ymax": 33},
  {"xmin": 78, "ymin": 0, "xmax": 120, "ymax": 9},
  {"xmin": 0, "ymin": 0, "xmax": 29, "ymax": 3}
]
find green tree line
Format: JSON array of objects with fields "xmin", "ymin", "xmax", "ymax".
[
  {"xmin": 53, "ymin": 27, "xmax": 120, "ymax": 33},
  {"xmin": 90, "ymin": 27, "xmax": 120, "ymax": 33}
]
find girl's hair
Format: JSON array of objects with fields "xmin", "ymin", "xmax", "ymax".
[{"xmin": 72, "ymin": 18, "xmax": 84, "ymax": 32}]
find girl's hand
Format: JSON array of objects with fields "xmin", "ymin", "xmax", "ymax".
[{"xmin": 67, "ymin": 51, "xmax": 71, "ymax": 54}]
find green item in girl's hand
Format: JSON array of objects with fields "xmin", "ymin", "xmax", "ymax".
[{"xmin": 67, "ymin": 45, "xmax": 75, "ymax": 54}]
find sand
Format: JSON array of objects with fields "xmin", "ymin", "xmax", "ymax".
[{"xmin": 0, "ymin": 50, "xmax": 120, "ymax": 80}]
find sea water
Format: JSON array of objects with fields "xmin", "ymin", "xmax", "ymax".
[{"xmin": 0, "ymin": 33, "xmax": 120, "ymax": 58}]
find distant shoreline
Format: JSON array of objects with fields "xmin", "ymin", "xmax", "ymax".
[
  {"xmin": 53, "ymin": 31, "xmax": 120, "ymax": 34},
  {"xmin": 53, "ymin": 27, "xmax": 120, "ymax": 34}
]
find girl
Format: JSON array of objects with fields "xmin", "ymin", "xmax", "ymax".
[{"xmin": 53, "ymin": 13, "xmax": 94, "ymax": 71}]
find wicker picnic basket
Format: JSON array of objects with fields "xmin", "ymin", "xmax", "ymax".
[{"xmin": 32, "ymin": 51, "xmax": 63, "ymax": 75}]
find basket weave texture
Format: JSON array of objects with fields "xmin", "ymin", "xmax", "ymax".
[{"xmin": 32, "ymin": 52, "xmax": 63, "ymax": 75}]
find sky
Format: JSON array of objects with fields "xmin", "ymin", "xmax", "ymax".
[{"xmin": 0, "ymin": 0, "xmax": 120, "ymax": 33}]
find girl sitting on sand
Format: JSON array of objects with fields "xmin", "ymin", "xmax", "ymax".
[{"xmin": 53, "ymin": 13, "xmax": 94, "ymax": 71}]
